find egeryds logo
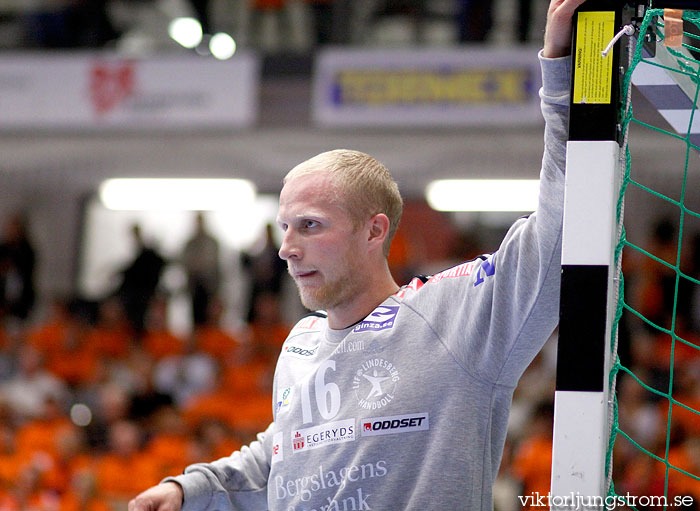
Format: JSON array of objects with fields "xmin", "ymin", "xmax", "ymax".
[
  {"xmin": 361, "ymin": 413, "xmax": 429, "ymax": 437},
  {"xmin": 284, "ymin": 344, "xmax": 319, "ymax": 358},
  {"xmin": 292, "ymin": 432, "xmax": 305, "ymax": 451},
  {"xmin": 353, "ymin": 305, "xmax": 400, "ymax": 333},
  {"xmin": 291, "ymin": 419, "xmax": 355, "ymax": 453}
]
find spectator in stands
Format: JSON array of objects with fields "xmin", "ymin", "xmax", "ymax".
[
  {"xmin": 679, "ymin": 233, "xmax": 700, "ymax": 333},
  {"xmin": 26, "ymin": 297, "xmax": 74, "ymax": 356},
  {"xmin": 492, "ymin": 440, "xmax": 520, "ymax": 511},
  {"xmin": 665, "ymin": 366, "xmax": 700, "ymax": 441},
  {"xmin": 182, "ymin": 363, "xmax": 272, "ymax": 436},
  {"xmin": 142, "ymin": 295, "xmax": 185, "ymax": 361},
  {"xmin": 85, "ymin": 383, "xmax": 132, "ymax": 451},
  {"xmin": 246, "ymin": 291, "xmax": 290, "ymax": 366},
  {"xmin": 241, "ymin": 222, "xmax": 286, "ymax": 322},
  {"xmin": 61, "ymin": 467, "xmax": 110, "ymax": 511},
  {"xmin": 0, "ymin": 422, "xmax": 20, "ymax": 494},
  {"xmin": 512, "ymin": 401, "xmax": 554, "ymax": 506},
  {"xmin": 39, "ymin": 425, "xmax": 92, "ymax": 496},
  {"xmin": 15, "ymin": 396, "xmax": 71, "ymax": 461},
  {"xmin": 30, "ymin": 300, "xmax": 99, "ymax": 388},
  {"xmin": 616, "ymin": 371, "xmax": 662, "ymax": 452},
  {"xmin": 153, "ymin": 332, "xmax": 218, "ymax": 408},
  {"xmin": 0, "ymin": 213, "xmax": 36, "ymax": 322},
  {"xmin": 181, "ymin": 212, "xmax": 221, "ymax": 327},
  {"xmin": 11, "ymin": 460, "xmax": 56, "ymax": 511},
  {"xmin": 96, "ymin": 420, "xmax": 160, "ymax": 503},
  {"xmin": 667, "ymin": 437, "xmax": 700, "ymax": 505},
  {"xmin": 193, "ymin": 297, "xmax": 242, "ymax": 362},
  {"xmin": 84, "ymin": 297, "xmax": 133, "ymax": 360},
  {"xmin": 637, "ymin": 218, "xmax": 679, "ymax": 331},
  {"xmin": 128, "ymin": 350, "xmax": 173, "ymax": 424},
  {"xmin": 116, "ymin": 224, "xmax": 165, "ymax": 335},
  {"xmin": 144, "ymin": 406, "xmax": 192, "ymax": 480},
  {"xmin": 194, "ymin": 420, "xmax": 243, "ymax": 462},
  {"xmin": 1, "ymin": 345, "xmax": 68, "ymax": 421}
]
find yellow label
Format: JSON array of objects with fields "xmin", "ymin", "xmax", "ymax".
[{"xmin": 573, "ymin": 11, "xmax": 615, "ymax": 104}]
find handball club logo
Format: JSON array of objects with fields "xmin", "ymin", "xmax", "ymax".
[
  {"xmin": 90, "ymin": 61, "xmax": 135, "ymax": 116},
  {"xmin": 353, "ymin": 358, "xmax": 400, "ymax": 410}
]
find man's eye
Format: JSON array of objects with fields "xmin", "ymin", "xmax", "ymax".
[{"xmin": 303, "ymin": 220, "xmax": 318, "ymax": 229}]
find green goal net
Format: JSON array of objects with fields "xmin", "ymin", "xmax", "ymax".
[{"xmin": 608, "ymin": 7, "xmax": 700, "ymax": 509}]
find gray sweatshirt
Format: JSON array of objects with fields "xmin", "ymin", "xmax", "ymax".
[{"xmin": 169, "ymin": 52, "xmax": 571, "ymax": 511}]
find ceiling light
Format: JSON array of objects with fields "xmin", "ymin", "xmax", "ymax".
[
  {"xmin": 210, "ymin": 32, "xmax": 236, "ymax": 60},
  {"xmin": 168, "ymin": 17, "xmax": 203, "ymax": 49},
  {"xmin": 99, "ymin": 178, "xmax": 256, "ymax": 211},
  {"xmin": 426, "ymin": 179, "xmax": 539, "ymax": 212}
]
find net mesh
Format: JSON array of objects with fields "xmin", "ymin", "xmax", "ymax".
[{"xmin": 607, "ymin": 8, "xmax": 700, "ymax": 509}]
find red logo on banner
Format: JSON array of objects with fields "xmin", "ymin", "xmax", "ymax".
[{"xmin": 90, "ymin": 62, "xmax": 135, "ymax": 115}]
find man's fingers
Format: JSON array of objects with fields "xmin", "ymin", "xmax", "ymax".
[
  {"xmin": 128, "ymin": 495, "xmax": 152, "ymax": 511},
  {"xmin": 550, "ymin": 0, "xmax": 588, "ymax": 16},
  {"xmin": 127, "ymin": 482, "xmax": 183, "ymax": 511},
  {"xmin": 543, "ymin": 0, "xmax": 590, "ymax": 57}
]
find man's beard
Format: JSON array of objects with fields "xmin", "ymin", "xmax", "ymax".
[
  {"xmin": 291, "ymin": 254, "xmax": 361, "ymax": 313},
  {"xmin": 295, "ymin": 273, "xmax": 352, "ymax": 312}
]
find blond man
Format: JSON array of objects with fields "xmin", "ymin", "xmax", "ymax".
[{"xmin": 130, "ymin": 0, "xmax": 585, "ymax": 509}]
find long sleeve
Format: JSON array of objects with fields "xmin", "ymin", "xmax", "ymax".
[
  {"xmin": 164, "ymin": 424, "xmax": 273, "ymax": 511},
  {"xmin": 401, "ymin": 53, "xmax": 571, "ymax": 388}
]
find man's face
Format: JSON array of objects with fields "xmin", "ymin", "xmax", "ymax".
[{"xmin": 277, "ymin": 172, "xmax": 367, "ymax": 313}]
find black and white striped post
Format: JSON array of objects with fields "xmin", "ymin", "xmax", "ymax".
[{"xmin": 550, "ymin": 1, "xmax": 625, "ymax": 506}]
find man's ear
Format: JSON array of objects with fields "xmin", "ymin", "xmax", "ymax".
[{"xmin": 367, "ymin": 213, "xmax": 390, "ymax": 251}]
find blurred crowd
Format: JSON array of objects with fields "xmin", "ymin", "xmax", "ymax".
[
  {"xmin": 0, "ymin": 212, "xmax": 292, "ymax": 510},
  {"xmin": 0, "ymin": 210, "xmax": 699, "ymax": 510},
  {"xmin": 608, "ymin": 221, "xmax": 700, "ymax": 509},
  {"xmin": 0, "ymin": 0, "xmax": 547, "ymax": 53}
]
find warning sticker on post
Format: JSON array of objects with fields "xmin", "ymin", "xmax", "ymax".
[{"xmin": 573, "ymin": 11, "xmax": 615, "ymax": 104}]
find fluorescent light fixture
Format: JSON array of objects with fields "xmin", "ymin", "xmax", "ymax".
[
  {"xmin": 210, "ymin": 32, "xmax": 236, "ymax": 60},
  {"xmin": 168, "ymin": 17, "xmax": 203, "ymax": 49},
  {"xmin": 99, "ymin": 178, "xmax": 256, "ymax": 211},
  {"xmin": 425, "ymin": 179, "xmax": 539, "ymax": 212}
]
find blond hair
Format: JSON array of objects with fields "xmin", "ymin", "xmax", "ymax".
[{"xmin": 284, "ymin": 149, "xmax": 403, "ymax": 257}]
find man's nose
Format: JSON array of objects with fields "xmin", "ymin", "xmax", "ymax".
[{"xmin": 278, "ymin": 230, "xmax": 299, "ymax": 261}]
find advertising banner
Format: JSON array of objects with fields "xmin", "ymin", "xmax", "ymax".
[
  {"xmin": 0, "ymin": 52, "xmax": 259, "ymax": 130},
  {"xmin": 312, "ymin": 47, "xmax": 543, "ymax": 127}
]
